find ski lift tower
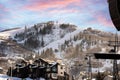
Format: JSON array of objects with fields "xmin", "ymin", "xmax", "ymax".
[
  {"xmin": 108, "ymin": 0, "xmax": 120, "ymax": 79},
  {"xmin": 94, "ymin": 53, "xmax": 120, "ymax": 80},
  {"xmin": 94, "ymin": 0, "xmax": 120, "ymax": 79},
  {"xmin": 94, "ymin": 34, "xmax": 120, "ymax": 80},
  {"xmin": 108, "ymin": 33, "xmax": 120, "ymax": 80}
]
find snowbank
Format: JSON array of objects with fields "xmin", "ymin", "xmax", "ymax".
[{"xmin": 0, "ymin": 74, "xmax": 45, "ymax": 80}]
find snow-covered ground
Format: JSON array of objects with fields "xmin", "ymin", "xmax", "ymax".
[
  {"xmin": 92, "ymin": 59, "xmax": 113, "ymax": 73},
  {"xmin": 92, "ymin": 48, "xmax": 120, "ymax": 73},
  {"xmin": 0, "ymin": 74, "xmax": 45, "ymax": 80},
  {"xmin": 0, "ymin": 28, "xmax": 24, "ymax": 39},
  {"xmin": 0, "ymin": 22, "xmax": 118, "ymax": 80}
]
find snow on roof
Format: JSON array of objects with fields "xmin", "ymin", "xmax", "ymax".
[
  {"xmin": 117, "ymin": 50, "xmax": 120, "ymax": 54},
  {"xmin": 50, "ymin": 62, "xmax": 57, "ymax": 67},
  {"xmin": 103, "ymin": 75, "xmax": 113, "ymax": 80},
  {"xmin": 56, "ymin": 59, "xmax": 65, "ymax": 66},
  {"xmin": 42, "ymin": 58, "xmax": 55, "ymax": 64},
  {"xmin": 0, "ymin": 67, "xmax": 3, "ymax": 70}
]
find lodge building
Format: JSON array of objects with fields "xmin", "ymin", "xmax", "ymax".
[{"xmin": 7, "ymin": 58, "xmax": 70, "ymax": 80}]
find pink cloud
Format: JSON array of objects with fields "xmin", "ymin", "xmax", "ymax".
[
  {"xmin": 0, "ymin": 4, "xmax": 9, "ymax": 18},
  {"xmin": 0, "ymin": 4, "xmax": 5, "ymax": 9},
  {"xmin": 47, "ymin": 8, "xmax": 80, "ymax": 14},
  {"xmin": 24, "ymin": 0, "xmax": 81, "ymax": 11},
  {"xmin": 94, "ymin": 13, "xmax": 114, "ymax": 27},
  {"xmin": 0, "ymin": 4, "xmax": 2, "ymax": 8},
  {"xmin": 0, "ymin": 4, "xmax": 9, "ymax": 12}
]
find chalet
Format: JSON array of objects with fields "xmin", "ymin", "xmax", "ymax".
[
  {"xmin": 39, "ymin": 58, "xmax": 58, "ymax": 80},
  {"xmin": 34, "ymin": 58, "xmax": 70, "ymax": 80}
]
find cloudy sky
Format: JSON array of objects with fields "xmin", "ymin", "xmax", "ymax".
[{"xmin": 0, "ymin": 0, "xmax": 117, "ymax": 32}]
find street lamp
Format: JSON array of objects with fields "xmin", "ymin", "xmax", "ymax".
[
  {"xmin": 29, "ymin": 54, "xmax": 37, "ymax": 79},
  {"xmin": 8, "ymin": 60, "xmax": 15, "ymax": 80},
  {"xmin": 32, "ymin": 54, "xmax": 36, "ymax": 59}
]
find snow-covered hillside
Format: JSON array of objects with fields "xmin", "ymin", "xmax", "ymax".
[
  {"xmin": 0, "ymin": 28, "xmax": 24, "ymax": 39},
  {"xmin": 0, "ymin": 22, "xmax": 117, "ymax": 57},
  {"xmin": 0, "ymin": 21, "xmax": 116, "ymax": 59},
  {"xmin": 0, "ymin": 21, "xmax": 119, "ymax": 80}
]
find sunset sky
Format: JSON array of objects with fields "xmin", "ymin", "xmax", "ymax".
[{"xmin": 0, "ymin": 0, "xmax": 117, "ymax": 32}]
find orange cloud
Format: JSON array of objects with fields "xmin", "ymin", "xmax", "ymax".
[{"xmin": 24, "ymin": 0, "xmax": 81, "ymax": 11}]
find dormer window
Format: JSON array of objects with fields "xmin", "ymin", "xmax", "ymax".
[
  {"xmin": 52, "ymin": 67, "xmax": 57, "ymax": 72},
  {"xmin": 43, "ymin": 63, "xmax": 45, "ymax": 67}
]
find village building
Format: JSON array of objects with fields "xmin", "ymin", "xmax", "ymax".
[{"xmin": 7, "ymin": 58, "xmax": 71, "ymax": 80}]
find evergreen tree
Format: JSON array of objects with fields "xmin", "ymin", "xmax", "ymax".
[
  {"xmin": 74, "ymin": 36, "xmax": 77, "ymax": 41},
  {"xmin": 24, "ymin": 25, "xmax": 27, "ymax": 32},
  {"xmin": 34, "ymin": 24, "xmax": 37, "ymax": 32},
  {"xmin": 41, "ymin": 36, "xmax": 44, "ymax": 47},
  {"xmin": 14, "ymin": 34, "xmax": 18, "ymax": 38},
  {"xmin": 24, "ymin": 25, "xmax": 27, "ymax": 39}
]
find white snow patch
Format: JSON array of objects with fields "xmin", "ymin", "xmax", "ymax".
[
  {"xmin": 0, "ymin": 28, "xmax": 24, "ymax": 39},
  {"xmin": 38, "ymin": 29, "xmax": 82, "ymax": 58}
]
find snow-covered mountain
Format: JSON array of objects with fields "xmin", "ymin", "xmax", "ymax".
[
  {"xmin": 0, "ymin": 21, "xmax": 119, "ymax": 79},
  {"xmin": 0, "ymin": 21, "xmax": 116, "ymax": 59}
]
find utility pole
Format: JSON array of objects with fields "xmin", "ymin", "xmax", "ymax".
[
  {"xmin": 85, "ymin": 55, "xmax": 92, "ymax": 80},
  {"xmin": 94, "ymin": 33, "xmax": 120, "ymax": 80},
  {"xmin": 88, "ymin": 56, "xmax": 92, "ymax": 80},
  {"xmin": 108, "ymin": 33, "xmax": 120, "ymax": 80}
]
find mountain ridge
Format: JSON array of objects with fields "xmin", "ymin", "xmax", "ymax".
[
  {"xmin": 0, "ymin": 21, "xmax": 116, "ymax": 58},
  {"xmin": 0, "ymin": 21, "xmax": 119, "ymax": 77}
]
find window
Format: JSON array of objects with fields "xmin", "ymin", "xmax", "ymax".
[
  {"xmin": 46, "ymin": 68, "xmax": 51, "ymax": 72},
  {"xmin": 52, "ymin": 73, "xmax": 57, "ymax": 77},
  {"xmin": 52, "ymin": 67, "xmax": 57, "ymax": 72},
  {"xmin": 43, "ymin": 64, "xmax": 45, "ymax": 66}
]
